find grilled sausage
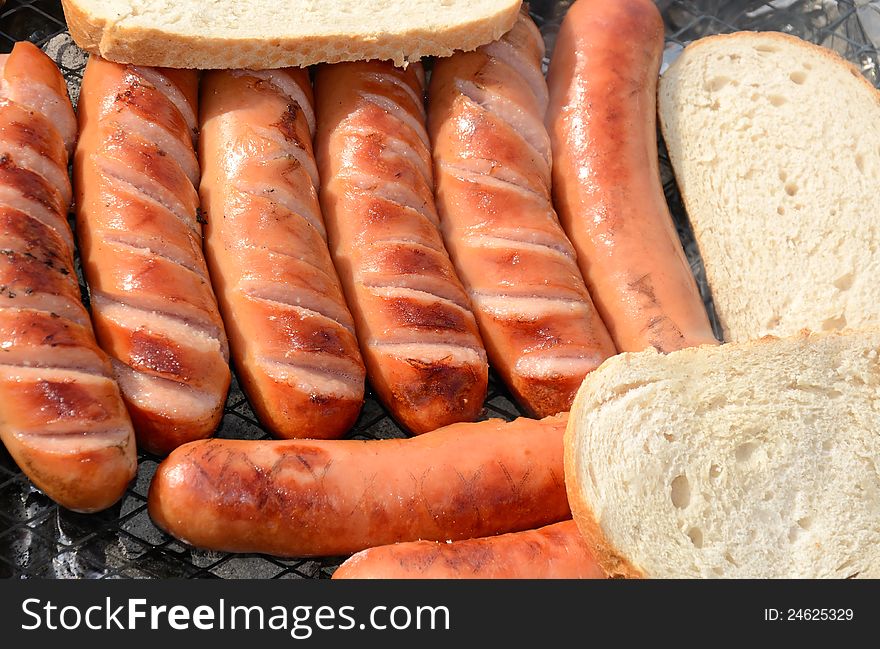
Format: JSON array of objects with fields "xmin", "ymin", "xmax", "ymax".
[
  {"xmin": 74, "ymin": 56, "xmax": 230, "ymax": 456},
  {"xmin": 332, "ymin": 519, "xmax": 604, "ymax": 579},
  {"xmin": 0, "ymin": 42, "xmax": 136, "ymax": 512},
  {"xmin": 429, "ymin": 8, "xmax": 617, "ymax": 418},
  {"xmin": 314, "ymin": 60, "xmax": 488, "ymax": 435},
  {"xmin": 546, "ymin": 0, "xmax": 717, "ymax": 353},
  {"xmin": 199, "ymin": 68, "xmax": 365, "ymax": 439},
  {"xmin": 148, "ymin": 413, "xmax": 570, "ymax": 557}
]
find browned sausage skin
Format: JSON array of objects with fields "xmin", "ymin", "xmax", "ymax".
[
  {"xmin": 546, "ymin": 0, "xmax": 717, "ymax": 353},
  {"xmin": 199, "ymin": 68, "xmax": 365, "ymax": 439},
  {"xmin": 148, "ymin": 414, "xmax": 570, "ymax": 557},
  {"xmin": 429, "ymin": 8, "xmax": 617, "ymax": 418},
  {"xmin": 75, "ymin": 57, "xmax": 231, "ymax": 455},
  {"xmin": 0, "ymin": 42, "xmax": 136, "ymax": 512},
  {"xmin": 314, "ymin": 60, "xmax": 488, "ymax": 435},
  {"xmin": 333, "ymin": 519, "xmax": 605, "ymax": 579}
]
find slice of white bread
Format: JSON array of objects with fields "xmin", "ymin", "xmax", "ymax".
[
  {"xmin": 658, "ymin": 32, "xmax": 880, "ymax": 343},
  {"xmin": 60, "ymin": 0, "xmax": 522, "ymax": 69},
  {"xmin": 564, "ymin": 329, "xmax": 880, "ymax": 578}
]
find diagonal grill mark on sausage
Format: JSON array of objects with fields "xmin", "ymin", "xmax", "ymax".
[
  {"xmin": 453, "ymin": 465, "xmax": 485, "ymax": 529},
  {"xmin": 97, "ymin": 160, "xmax": 198, "ymax": 234},
  {"xmin": 0, "ymin": 155, "xmax": 65, "ymax": 217},
  {"xmin": 0, "ymin": 191, "xmax": 73, "ymax": 251},
  {"xmin": 100, "ymin": 233, "xmax": 208, "ymax": 280},
  {"xmin": 339, "ymin": 88, "xmax": 435, "ymax": 229},
  {"xmin": 272, "ymin": 102, "xmax": 307, "ymax": 150},
  {"xmin": 357, "ymin": 91, "xmax": 430, "ymax": 150},
  {"xmin": 366, "ymin": 284, "xmax": 475, "ymax": 333},
  {"xmin": 131, "ymin": 67, "xmax": 198, "ymax": 140},
  {"xmin": 359, "ymin": 72, "xmax": 427, "ymax": 120},
  {"xmin": 0, "ymin": 118, "xmax": 71, "ymax": 204},
  {"xmin": 352, "ymin": 196, "xmax": 442, "ymax": 245},
  {"xmin": 234, "ymin": 70, "xmax": 316, "ymax": 138},
  {"xmin": 496, "ymin": 459, "xmax": 520, "ymax": 500},
  {"xmin": 628, "ymin": 272, "xmax": 657, "ymax": 303},
  {"xmin": 630, "ymin": 276, "xmax": 687, "ymax": 344},
  {"xmin": 347, "ymin": 469, "xmax": 379, "ymax": 520},
  {"xmin": 454, "ymin": 76, "xmax": 550, "ymax": 167},
  {"xmin": 455, "ymin": 82, "xmax": 550, "ymax": 167},
  {"xmin": 91, "ymin": 290, "xmax": 222, "ymax": 342},
  {"xmin": 439, "ymin": 159, "xmax": 547, "ymax": 203},
  {"xmin": 413, "ymin": 468, "xmax": 438, "ymax": 525},
  {"xmin": 114, "ymin": 71, "xmax": 197, "ymax": 188},
  {"xmin": 240, "ymin": 289, "xmax": 356, "ymax": 338}
]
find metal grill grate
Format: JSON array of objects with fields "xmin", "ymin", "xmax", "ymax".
[{"xmin": 1, "ymin": 0, "xmax": 877, "ymax": 579}]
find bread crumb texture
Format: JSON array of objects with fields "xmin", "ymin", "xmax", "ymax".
[
  {"xmin": 565, "ymin": 329, "xmax": 880, "ymax": 578},
  {"xmin": 659, "ymin": 32, "xmax": 880, "ymax": 343}
]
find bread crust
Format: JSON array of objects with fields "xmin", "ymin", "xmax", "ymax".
[
  {"xmin": 564, "ymin": 378, "xmax": 646, "ymax": 579},
  {"xmin": 61, "ymin": 0, "xmax": 521, "ymax": 69},
  {"xmin": 664, "ymin": 31, "xmax": 880, "ymax": 108}
]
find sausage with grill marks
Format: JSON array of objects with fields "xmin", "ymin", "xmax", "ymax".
[
  {"xmin": 148, "ymin": 413, "xmax": 571, "ymax": 557},
  {"xmin": 429, "ymin": 8, "xmax": 617, "ymax": 418},
  {"xmin": 0, "ymin": 42, "xmax": 136, "ymax": 512},
  {"xmin": 199, "ymin": 68, "xmax": 365, "ymax": 439},
  {"xmin": 75, "ymin": 56, "xmax": 230, "ymax": 455},
  {"xmin": 314, "ymin": 61, "xmax": 487, "ymax": 434}
]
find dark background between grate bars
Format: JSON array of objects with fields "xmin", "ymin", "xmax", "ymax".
[{"xmin": 0, "ymin": 0, "xmax": 877, "ymax": 579}]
